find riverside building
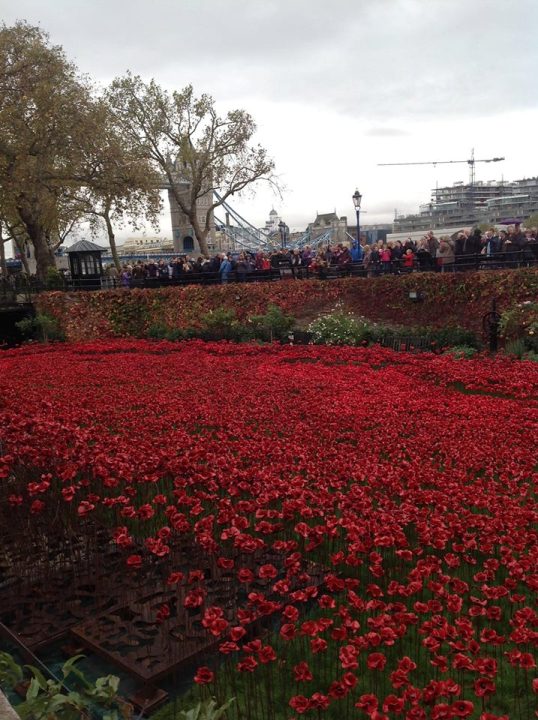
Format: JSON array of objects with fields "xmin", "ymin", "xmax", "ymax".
[{"xmin": 393, "ymin": 177, "xmax": 538, "ymax": 233}]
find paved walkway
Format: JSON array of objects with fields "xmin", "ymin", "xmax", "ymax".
[{"xmin": 0, "ymin": 690, "xmax": 20, "ymax": 719}]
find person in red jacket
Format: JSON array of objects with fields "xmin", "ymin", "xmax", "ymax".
[
  {"xmin": 402, "ymin": 248, "xmax": 415, "ymax": 272},
  {"xmin": 380, "ymin": 244, "xmax": 392, "ymax": 274}
]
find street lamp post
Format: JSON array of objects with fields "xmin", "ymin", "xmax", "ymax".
[
  {"xmin": 352, "ymin": 189, "xmax": 362, "ymax": 245},
  {"xmin": 278, "ymin": 220, "xmax": 289, "ymax": 250}
]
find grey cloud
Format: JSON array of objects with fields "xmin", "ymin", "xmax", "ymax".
[
  {"xmin": 366, "ymin": 127, "xmax": 409, "ymax": 137},
  {"xmin": 3, "ymin": 0, "xmax": 537, "ymax": 121}
]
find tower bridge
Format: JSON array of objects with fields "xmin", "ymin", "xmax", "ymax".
[{"xmin": 164, "ymin": 181, "xmax": 348, "ymax": 255}]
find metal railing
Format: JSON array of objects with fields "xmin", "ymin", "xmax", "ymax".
[
  {"xmin": 1, "ymin": 248, "xmax": 536, "ymax": 302},
  {"xmin": 103, "ymin": 250, "xmax": 538, "ymax": 288},
  {"xmin": 0, "ymin": 277, "xmax": 34, "ymax": 305}
]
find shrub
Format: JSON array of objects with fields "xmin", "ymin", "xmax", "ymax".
[
  {"xmin": 308, "ymin": 310, "xmax": 372, "ymax": 346},
  {"xmin": 201, "ymin": 307, "xmax": 238, "ymax": 331},
  {"xmin": 443, "ymin": 345, "xmax": 479, "ymax": 359},
  {"xmin": 504, "ymin": 338, "xmax": 528, "ymax": 359},
  {"xmin": 248, "ymin": 304, "xmax": 295, "ymax": 342},
  {"xmin": 199, "ymin": 307, "xmax": 255, "ymax": 341},
  {"xmin": 168, "ymin": 328, "xmax": 190, "ymax": 341},
  {"xmin": 44, "ymin": 267, "xmax": 65, "ymax": 290},
  {"xmin": 147, "ymin": 324, "xmax": 170, "ymax": 340},
  {"xmin": 430, "ymin": 325, "xmax": 480, "ymax": 349},
  {"xmin": 109, "ymin": 298, "xmax": 147, "ymax": 337},
  {"xmin": 16, "ymin": 313, "xmax": 65, "ymax": 342},
  {"xmin": 499, "ymin": 301, "xmax": 538, "ymax": 353},
  {"xmin": 369, "ymin": 324, "xmax": 480, "ymax": 352}
]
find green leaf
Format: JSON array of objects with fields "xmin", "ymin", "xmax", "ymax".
[
  {"xmin": 61, "ymin": 654, "xmax": 86, "ymax": 677},
  {"xmin": 67, "ymin": 689, "xmax": 87, "ymax": 704},
  {"xmin": 25, "ymin": 676, "xmax": 42, "ymax": 701},
  {"xmin": 178, "ymin": 698, "xmax": 235, "ymax": 720},
  {"xmin": 106, "ymin": 674, "xmax": 120, "ymax": 694},
  {"xmin": 0, "ymin": 651, "xmax": 23, "ymax": 687},
  {"xmin": 61, "ymin": 654, "xmax": 91, "ymax": 687},
  {"xmin": 16, "ymin": 696, "xmax": 48, "ymax": 720},
  {"xmin": 208, "ymin": 697, "xmax": 235, "ymax": 720},
  {"xmin": 46, "ymin": 694, "xmax": 75, "ymax": 712},
  {"xmin": 24, "ymin": 664, "xmax": 48, "ymax": 691},
  {"xmin": 178, "ymin": 701, "xmax": 202, "ymax": 720},
  {"xmin": 103, "ymin": 712, "xmax": 121, "ymax": 720}
]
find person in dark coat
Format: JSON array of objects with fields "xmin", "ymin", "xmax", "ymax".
[
  {"xmin": 510, "ymin": 223, "xmax": 526, "ymax": 250},
  {"xmin": 369, "ymin": 243, "xmax": 381, "ymax": 276},
  {"xmin": 416, "ymin": 238, "xmax": 433, "ymax": 271},
  {"xmin": 208, "ymin": 254, "xmax": 221, "ymax": 273},
  {"xmin": 454, "ymin": 232, "xmax": 465, "ymax": 267},
  {"xmin": 235, "ymin": 252, "xmax": 250, "ymax": 282},
  {"xmin": 337, "ymin": 246, "xmax": 352, "ymax": 275},
  {"xmin": 289, "ymin": 249, "xmax": 303, "ymax": 279},
  {"xmin": 403, "ymin": 237, "xmax": 416, "ymax": 254},
  {"xmin": 464, "ymin": 228, "xmax": 482, "ymax": 255}
]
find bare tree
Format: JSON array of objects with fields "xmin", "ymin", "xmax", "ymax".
[
  {"xmin": 70, "ymin": 101, "xmax": 162, "ymax": 271},
  {"xmin": 107, "ymin": 75, "xmax": 277, "ymax": 256}
]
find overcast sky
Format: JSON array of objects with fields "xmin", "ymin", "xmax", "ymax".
[{"xmin": 3, "ymin": 0, "xmax": 538, "ymax": 237}]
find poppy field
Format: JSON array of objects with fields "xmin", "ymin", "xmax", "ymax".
[{"xmin": 0, "ymin": 340, "xmax": 536, "ymax": 720}]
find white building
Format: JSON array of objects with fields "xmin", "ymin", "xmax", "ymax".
[{"xmin": 263, "ymin": 208, "xmax": 281, "ymax": 234}]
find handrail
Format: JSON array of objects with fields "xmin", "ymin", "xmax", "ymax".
[{"xmin": 1, "ymin": 249, "xmax": 536, "ymax": 300}]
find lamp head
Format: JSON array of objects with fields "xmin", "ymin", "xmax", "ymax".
[{"xmin": 352, "ymin": 189, "xmax": 362, "ymax": 209}]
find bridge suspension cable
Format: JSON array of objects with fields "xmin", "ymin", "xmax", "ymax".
[{"xmin": 213, "ymin": 192, "xmax": 275, "ymax": 251}]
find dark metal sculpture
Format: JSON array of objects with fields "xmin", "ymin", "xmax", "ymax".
[
  {"xmin": 0, "ymin": 498, "xmax": 324, "ymax": 685},
  {"xmin": 482, "ymin": 298, "xmax": 501, "ymax": 352}
]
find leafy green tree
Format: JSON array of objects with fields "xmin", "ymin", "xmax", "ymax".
[
  {"xmin": 0, "ymin": 23, "xmax": 161, "ymax": 278},
  {"xmin": 107, "ymin": 75, "xmax": 277, "ymax": 256},
  {"xmin": 0, "ymin": 22, "xmax": 97, "ymax": 279}
]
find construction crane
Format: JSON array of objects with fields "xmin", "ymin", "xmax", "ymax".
[{"xmin": 378, "ymin": 149, "xmax": 505, "ymax": 185}]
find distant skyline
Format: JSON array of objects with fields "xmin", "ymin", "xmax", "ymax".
[{"xmin": 3, "ymin": 0, "xmax": 538, "ymax": 240}]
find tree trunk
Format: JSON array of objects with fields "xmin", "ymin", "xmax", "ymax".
[
  {"xmin": 17, "ymin": 209, "xmax": 56, "ymax": 281},
  {"xmin": 103, "ymin": 209, "xmax": 121, "ymax": 272},
  {"xmin": 32, "ymin": 234, "xmax": 56, "ymax": 282},
  {"xmin": 0, "ymin": 225, "xmax": 7, "ymax": 279},
  {"xmin": 190, "ymin": 215, "xmax": 209, "ymax": 256},
  {"xmin": 13, "ymin": 236, "xmax": 31, "ymax": 276}
]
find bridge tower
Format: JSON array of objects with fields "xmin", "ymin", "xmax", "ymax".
[{"xmin": 168, "ymin": 187, "xmax": 216, "ymax": 255}]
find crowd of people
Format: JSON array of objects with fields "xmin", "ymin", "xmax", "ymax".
[
  {"xmin": 360, "ymin": 223, "xmax": 538, "ymax": 274},
  {"xmin": 104, "ymin": 223, "xmax": 538, "ymax": 286}
]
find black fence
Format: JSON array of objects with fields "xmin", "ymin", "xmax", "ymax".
[
  {"xmin": 110, "ymin": 249, "xmax": 537, "ymax": 288},
  {"xmin": 0, "ymin": 277, "xmax": 35, "ymax": 305},
  {"xmin": 1, "ymin": 248, "xmax": 537, "ymax": 301}
]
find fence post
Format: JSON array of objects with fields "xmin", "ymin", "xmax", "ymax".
[{"xmin": 482, "ymin": 298, "xmax": 501, "ymax": 352}]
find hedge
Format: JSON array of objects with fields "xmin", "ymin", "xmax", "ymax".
[{"xmin": 34, "ymin": 269, "xmax": 538, "ymax": 342}]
